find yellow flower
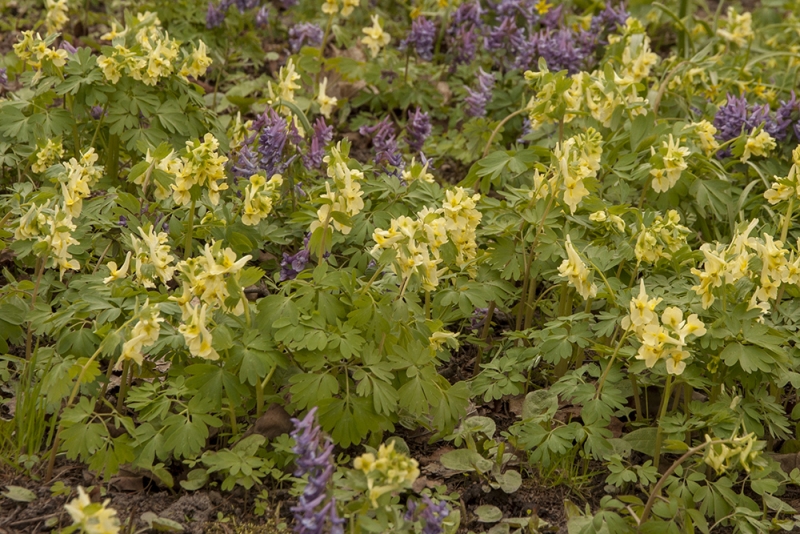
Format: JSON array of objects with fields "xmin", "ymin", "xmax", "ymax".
[
  {"xmin": 665, "ymin": 349, "xmax": 689, "ymax": 375},
  {"xmin": 361, "ymin": 15, "xmax": 391, "ymax": 58},
  {"xmin": 64, "ymin": 486, "xmax": 121, "ymax": 534},
  {"xmin": 430, "ymin": 331, "xmax": 459, "ymax": 351},
  {"xmin": 557, "ymin": 235, "xmax": 597, "ymax": 300},
  {"xmin": 32, "ymin": 139, "xmax": 65, "ymax": 173},
  {"xmin": 534, "ymin": 0, "xmax": 551, "ymax": 15},
  {"xmin": 716, "ymin": 7, "xmax": 754, "ymax": 47},
  {"xmin": 104, "ymin": 252, "xmax": 132, "ymax": 284},
  {"xmin": 322, "ymin": 0, "xmax": 338, "ymax": 15},
  {"xmin": 180, "ymin": 40, "xmax": 212, "ymax": 78},
  {"xmin": 741, "ymin": 130, "xmax": 775, "ymax": 163},
  {"xmin": 341, "ymin": 0, "xmax": 359, "ymax": 17},
  {"xmin": 269, "ymin": 58, "xmax": 302, "ymax": 113},
  {"xmin": 316, "ymin": 77, "xmax": 338, "ymax": 119},
  {"xmin": 118, "ymin": 301, "xmax": 163, "ymax": 368},
  {"xmin": 45, "ymin": 0, "xmax": 69, "ymax": 35}
]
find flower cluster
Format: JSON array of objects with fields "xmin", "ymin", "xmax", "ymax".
[
  {"xmin": 311, "ymin": 142, "xmax": 364, "ymax": 235},
  {"xmin": 622, "ymin": 280, "xmax": 706, "ymax": 375},
  {"xmin": 44, "ymin": 0, "xmax": 69, "ymax": 35},
  {"xmin": 634, "ymin": 210, "xmax": 691, "ymax": 264},
  {"xmin": 557, "ymin": 236, "xmax": 597, "ymax": 300},
  {"xmin": 405, "ymin": 108, "xmax": 431, "ymax": 154},
  {"xmin": 464, "ymin": 68, "xmax": 494, "ymax": 118},
  {"xmin": 400, "ymin": 16, "xmax": 436, "ymax": 61},
  {"xmin": 405, "ymin": 496, "xmax": 450, "ymax": 534},
  {"xmin": 171, "ymin": 242, "xmax": 251, "ymax": 360},
  {"xmin": 13, "ymin": 31, "xmax": 68, "ymax": 84},
  {"xmin": 119, "ymin": 300, "xmax": 163, "ymax": 368},
  {"xmin": 31, "ymin": 139, "xmax": 64, "ymax": 173},
  {"xmin": 268, "ymin": 58, "xmax": 302, "ymax": 114},
  {"xmin": 764, "ymin": 146, "xmax": 800, "ymax": 205},
  {"xmin": 691, "ymin": 219, "xmax": 800, "ymax": 314},
  {"xmin": 14, "ymin": 202, "xmax": 80, "ymax": 278},
  {"xmin": 691, "ymin": 120, "xmax": 720, "ymax": 156},
  {"xmin": 289, "ymin": 22, "xmax": 324, "ymax": 53},
  {"xmin": 353, "ymin": 441, "xmax": 420, "ymax": 508},
  {"xmin": 359, "ymin": 117, "xmax": 402, "ymax": 170},
  {"xmin": 649, "ymin": 135, "xmax": 690, "ymax": 193},
  {"xmin": 716, "ymin": 7, "xmax": 754, "ymax": 48},
  {"xmin": 64, "ymin": 486, "xmax": 120, "ymax": 534},
  {"xmin": 290, "ymin": 407, "xmax": 344, "ymax": 534},
  {"xmin": 440, "ymin": 187, "xmax": 482, "ymax": 272},
  {"xmin": 97, "ymin": 13, "xmax": 211, "ymax": 86},
  {"xmin": 322, "ymin": 0, "xmax": 358, "ymax": 18},
  {"xmin": 129, "ymin": 225, "xmax": 176, "ymax": 288},
  {"xmin": 242, "ymin": 173, "xmax": 283, "ymax": 226},
  {"xmin": 59, "ymin": 148, "xmax": 105, "ymax": 218},
  {"xmin": 171, "ymin": 134, "xmax": 229, "ymax": 206},
  {"xmin": 703, "ymin": 433, "xmax": 761, "ymax": 475},
  {"xmin": 316, "ymin": 78, "xmax": 338, "ymax": 119},
  {"xmin": 361, "ymin": 15, "xmax": 391, "ymax": 58},
  {"xmin": 551, "ymin": 128, "xmax": 603, "ymax": 214}
]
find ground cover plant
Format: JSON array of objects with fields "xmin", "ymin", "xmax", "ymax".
[{"xmin": 5, "ymin": 0, "xmax": 800, "ymax": 532}]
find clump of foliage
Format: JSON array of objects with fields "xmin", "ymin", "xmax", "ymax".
[{"xmin": 4, "ymin": 0, "xmax": 800, "ymax": 532}]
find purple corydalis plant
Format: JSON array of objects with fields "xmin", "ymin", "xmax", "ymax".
[
  {"xmin": 0, "ymin": 68, "xmax": 6, "ymax": 86},
  {"xmin": 360, "ymin": 117, "xmax": 403, "ymax": 169},
  {"xmin": 485, "ymin": 16, "xmax": 525, "ymax": 56},
  {"xmin": 289, "ymin": 23, "xmax": 324, "ymax": 53},
  {"xmin": 404, "ymin": 496, "xmax": 450, "ymax": 534},
  {"xmin": 253, "ymin": 107, "xmax": 293, "ymax": 175},
  {"xmin": 464, "ymin": 68, "xmax": 495, "ymax": 117},
  {"xmin": 281, "ymin": 248, "xmax": 310, "ymax": 281},
  {"xmin": 206, "ymin": 2, "xmax": 226, "ymax": 29},
  {"xmin": 400, "ymin": 16, "xmax": 437, "ymax": 61},
  {"xmin": 405, "ymin": 108, "xmax": 431, "ymax": 154},
  {"xmin": 303, "ymin": 117, "xmax": 334, "ymax": 170},
  {"xmin": 255, "ymin": 5, "xmax": 269, "ymax": 28},
  {"xmin": 290, "ymin": 407, "xmax": 344, "ymax": 534}
]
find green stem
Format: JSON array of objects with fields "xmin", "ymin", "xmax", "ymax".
[
  {"xmin": 638, "ymin": 439, "xmax": 728, "ymax": 531},
  {"xmin": 473, "ymin": 301, "xmax": 496, "ymax": 377},
  {"xmin": 595, "ymin": 328, "xmax": 631, "ymax": 399},
  {"xmin": 630, "ymin": 374, "xmax": 643, "ymax": 421},
  {"xmin": 184, "ymin": 200, "xmax": 196, "ymax": 259},
  {"xmin": 24, "ymin": 257, "xmax": 45, "ymax": 362},
  {"xmin": 106, "ymin": 134, "xmax": 119, "ymax": 182},
  {"xmin": 315, "ymin": 14, "xmax": 335, "ymax": 86},
  {"xmin": 481, "ymin": 107, "xmax": 528, "ymax": 160},
  {"xmin": 653, "ymin": 374, "xmax": 674, "ymax": 470},
  {"xmin": 116, "ymin": 360, "xmax": 130, "ymax": 412}
]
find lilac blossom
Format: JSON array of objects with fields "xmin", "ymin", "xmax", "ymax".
[
  {"xmin": 400, "ymin": 16, "xmax": 437, "ymax": 61},
  {"xmin": 485, "ymin": 16, "xmax": 525, "ymax": 55},
  {"xmin": 405, "ymin": 496, "xmax": 450, "ymax": 534},
  {"xmin": 206, "ymin": 2, "xmax": 226, "ymax": 29},
  {"xmin": 289, "ymin": 23, "xmax": 324, "ymax": 53},
  {"xmin": 449, "ymin": 26, "xmax": 480, "ymax": 66},
  {"xmin": 405, "ymin": 108, "xmax": 431, "ymax": 153},
  {"xmin": 252, "ymin": 107, "xmax": 293, "ymax": 176},
  {"xmin": 290, "ymin": 407, "xmax": 344, "ymax": 534},
  {"xmin": 59, "ymin": 41, "xmax": 77, "ymax": 54},
  {"xmin": 776, "ymin": 92, "xmax": 800, "ymax": 142},
  {"xmin": 255, "ymin": 6, "xmax": 269, "ymax": 28},
  {"xmin": 713, "ymin": 93, "xmax": 748, "ymax": 143},
  {"xmin": 464, "ymin": 68, "xmax": 495, "ymax": 118},
  {"xmin": 303, "ymin": 117, "xmax": 334, "ymax": 169},
  {"xmin": 281, "ymin": 248, "xmax": 310, "ymax": 281},
  {"xmin": 360, "ymin": 117, "xmax": 403, "ymax": 169},
  {"xmin": 234, "ymin": 0, "xmax": 258, "ymax": 12}
]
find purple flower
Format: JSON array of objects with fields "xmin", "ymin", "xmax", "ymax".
[
  {"xmin": 485, "ymin": 16, "xmax": 525, "ymax": 55},
  {"xmin": 449, "ymin": 26, "xmax": 479, "ymax": 65},
  {"xmin": 289, "ymin": 23, "xmax": 324, "ymax": 53},
  {"xmin": 776, "ymin": 92, "xmax": 800, "ymax": 142},
  {"xmin": 405, "ymin": 496, "xmax": 449, "ymax": 534},
  {"xmin": 400, "ymin": 16, "xmax": 437, "ymax": 61},
  {"xmin": 281, "ymin": 248, "xmax": 310, "ymax": 281},
  {"xmin": 290, "ymin": 408, "xmax": 344, "ymax": 534},
  {"xmin": 590, "ymin": 3, "xmax": 630, "ymax": 34},
  {"xmin": 255, "ymin": 6, "xmax": 269, "ymax": 28},
  {"xmin": 0, "ymin": 68, "xmax": 6, "ymax": 85},
  {"xmin": 713, "ymin": 93, "xmax": 748, "ymax": 143},
  {"xmin": 450, "ymin": 0, "xmax": 484, "ymax": 30},
  {"xmin": 118, "ymin": 215, "xmax": 128, "ymax": 227},
  {"xmin": 234, "ymin": 0, "xmax": 258, "ymax": 12},
  {"xmin": 59, "ymin": 41, "xmax": 77, "ymax": 54},
  {"xmin": 405, "ymin": 108, "xmax": 431, "ymax": 153},
  {"xmin": 532, "ymin": 28, "xmax": 587, "ymax": 74},
  {"xmin": 360, "ymin": 117, "xmax": 404, "ymax": 170},
  {"xmin": 517, "ymin": 117, "xmax": 531, "ymax": 144},
  {"xmin": 90, "ymin": 106, "xmax": 105, "ymax": 120},
  {"xmin": 495, "ymin": 0, "xmax": 537, "ymax": 24},
  {"xmin": 464, "ymin": 68, "xmax": 495, "ymax": 117},
  {"xmin": 303, "ymin": 117, "xmax": 334, "ymax": 169},
  {"xmin": 540, "ymin": 5, "xmax": 564, "ymax": 29},
  {"xmin": 206, "ymin": 2, "xmax": 226, "ymax": 29},
  {"xmin": 253, "ymin": 107, "xmax": 293, "ymax": 175}
]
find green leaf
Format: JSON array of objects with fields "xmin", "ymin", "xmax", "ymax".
[
  {"xmin": 2, "ymin": 486, "xmax": 37, "ymax": 502},
  {"xmin": 720, "ymin": 342, "xmax": 773, "ymax": 374},
  {"xmin": 474, "ymin": 504, "xmax": 503, "ymax": 523},
  {"xmin": 498, "ymin": 470, "xmax": 522, "ymax": 493},
  {"xmin": 179, "ymin": 469, "xmax": 209, "ymax": 491},
  {"xmin": 439, "ymin": 449, "xmax": 493, "ymax": 473},
  {"xmin": 522, "ymin": 389, "xmax": 559, "ymax": 421},
  {"xmin": 623, "ymin": 427, "xmax": 658, "ymax": 457}
]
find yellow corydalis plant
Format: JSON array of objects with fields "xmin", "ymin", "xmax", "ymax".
[
  {"xmin": 59, "ymin": 148, "xmax": 105, "ymax": 218},
  {"xmin": 716, "ymin": 7, "xmax": 754, "ymax": 48},
  {"xmin": 361, "ymin": 15, "xmax": 391, "ymax": 58},
  {"xmin": 242, "ymin": 174, "xmax": 283, "ymax": 226},
  {"xmin": 171, "ymin": 133, "xmax": 229, "ymax": 206},
  {"xmin": 31, "ymin": 139, "xmax": 65, "ymax": 173},
  {"xmin": 634, "ymin": 210, "xmax": 690, "ymax": 264},
  {"xmin": 764, "ymin": 145, "xmax": 800, "ymax": 205},
  {"xmin": 64, "ymin": 486, "xmax": 121, "ymax": 534},
  {"xmin": 649, "ymin": 134, "xmax": 690, "ymax": 194},
  {"xmin": 557, "ymin": 235, "xmax": 597, "ymax": 300},
  {"xmin": 322, "ymin": 0, "xmax": 358, "ymax": 17},
  {"xmin": 353, "ymin": 441, "xmax": 420, "ymax": 508},
  {"xmin": 118, "ymin": 300, "xmax": 163, "ymax": 368},
  {"xmin": 621, "ymin": 279, "xmax": 706, "ymax": 375},
  {"xmin": 552, "ymin": 128, "xmax": 603, "ymax": 214},
  {"xmin": 311, "ymin": 141, "xmax": 364, "ymax": 237},
  {"xmin": 130, "ymin": 225, "xmax": 176, "ymax": 288},
  {"xmin": 13, "ymin": 31, "xmax": 68, "ymax": 84},
  {"xmin": 14, "ymin": 201, "xmax": 80, "ymax": 279},
  {"xmin": 44, "ymin": 0, "xmax": 69, "ymax": 35},
  {"xmin": 97, "ymin": 12, "xmax": 211, "ymax": 86}
]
